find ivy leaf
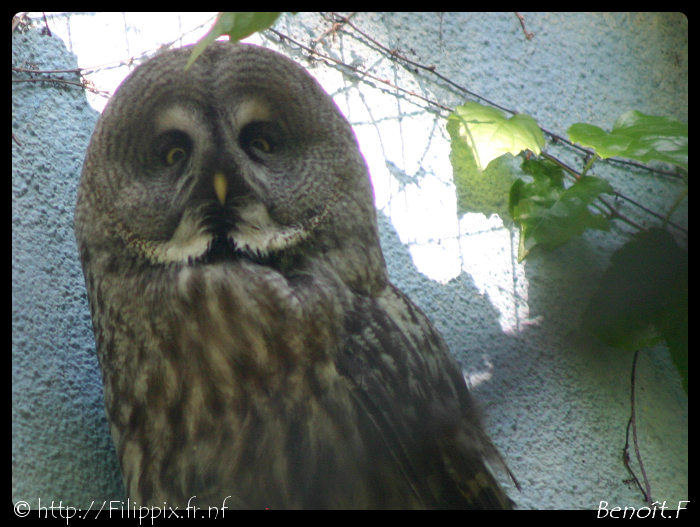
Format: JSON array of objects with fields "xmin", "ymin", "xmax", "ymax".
[
  {"xmin": 447, "ymin": 116, "xmax": 517, "ymax": 219},
  {"xmin": 568, "ymin": 111, "xmax": 688, "ymax": 171},
  {"xmin": 581, "ymin": 229, "xmax": 688, "ymax": 393},
  {"xmin": 185, "ymin": 12, "xmax": 285, "ymax": 71},
  {"xmin": 510, "ymin": 158, "xmax": 614, "ymax": 261},
  {"xmin": 448, "ymin": 102, "xmax": 545, "ymax": 171}
]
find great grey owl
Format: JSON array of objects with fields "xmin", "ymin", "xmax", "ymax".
[{"xmin": 75, "ymin": 42, "xmax": 515, "ymax": 510}]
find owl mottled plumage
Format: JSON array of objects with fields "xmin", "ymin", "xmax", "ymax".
[{"xmin": 75, "ymin": 42, "xmax": 514, "ymax": 509}]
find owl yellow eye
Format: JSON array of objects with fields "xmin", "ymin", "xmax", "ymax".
[
  {"xmin": 250, "ymin": 138, "xmax": 271, "ymax": 153},
  {"xmin": 240, "ymin": 122, "xmax": 280, "ymax": 159},
  {"xmin": 165, "ymin": 147, "xmax": 187, "ymax": 165}
]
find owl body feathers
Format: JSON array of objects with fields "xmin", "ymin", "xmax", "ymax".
[{"xmin": 75, "ymin": 42, "xmax": 513, "ymax": 509}]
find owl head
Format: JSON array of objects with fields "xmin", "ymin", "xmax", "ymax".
[{"xmin": 75, "ymin": 42, "xmax": 387, "ymax": 295}]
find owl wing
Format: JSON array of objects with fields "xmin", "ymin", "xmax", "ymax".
[{"xmin": 336, "ymin": 284, "xmax": 512, "ymax": 509}]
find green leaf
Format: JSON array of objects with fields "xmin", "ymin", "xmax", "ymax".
[
  {"xmin": 568, "ymin": 111, "xmax": 688, "ymax": 171},
  {"xmin": 448, "ymin": 102, "xmax": 545, "ymax": 171},
  {"xmin": 447, "ymin": 115, "xmax": 517, "ymax": 219},
  {"xmin": 581, "ymin": 228, "xmax": 688, "ymax": 393},
  {"xmin": 185, "ymin": 12, "xmax": 285, "ymax": 71},
  {"xmin": 510, "ymin": 158, "xmax": 614, "ymax": 261}
]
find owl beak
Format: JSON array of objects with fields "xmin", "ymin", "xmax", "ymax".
[{"xmin": 214, "ymin": 172, "xmax": 228, "ymax": 205}]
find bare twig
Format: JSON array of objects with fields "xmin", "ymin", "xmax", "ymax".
[
  {"xmin": 266, "ymin": 18, "xmax": 687, "ymax": 240},
  {"xmin": 42, "ymin": 12, "xmax": 52, "ymax": 36},
  {"xmin": 515, "ymin": 13, "xmax": 534, "ymax": 40},
  {"xmin": 13, "ymin": 66, "xmax": 83, "ymax": 74},
  {"xmin": 329, "ymin": 12, "xmax": 512, "ymax": 114},
  {"xmin": 326, "ymin": 13, "xmax": 682, "ymax": 182},
  {"xmin": 270, "ymin": 28, "xmax": 452, "ymax": 112},
  {"xmin": 12, "ymin": 76, "xmax": 110, "ymax": 97},
  {"xmin": 314, "ymin": 12, "xmax": 355, "ymax": 44},
  {"xmin": 12, "ymin": 13, "xmax": 29, "ymax": 33},
  {"xmin": 623, "ymin": 350, "xmax": 653, "ymax": 506}
]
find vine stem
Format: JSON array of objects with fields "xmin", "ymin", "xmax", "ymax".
[
  {"xmin": 623, "ymin": 350, "xmax": 653, "ymax": 506},
  {"xmin": 580, "ymin": 153, "xmax": 599, "ymax": 179},
  {"xmin": 663, "ymin": 188, "xmax": 688, "ymax": 230},
  {"xmin": 538, "ymin": 152, "xmax": 647, "ymax": 232}
]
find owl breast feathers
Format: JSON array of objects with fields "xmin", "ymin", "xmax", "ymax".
[{"xmin": 74, "ymin": 42, "xmax": 514, "ymax": 509}]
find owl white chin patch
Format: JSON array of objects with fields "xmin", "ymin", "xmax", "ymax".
[
  {"xmin": 126, "ymin": 209, "xmax": 214, "ymax": 264},
  {"xmin": 142, "ymin": 235, "xmax": 214, "ymax": 264},
  {"xmin": 230, "ymin": 222, "xmax": 309, "ymax": 259},
  {"xmin": 156, "ymin": 234, "xmax": 214, "ymax": 263},
  {"xmin": 131, "ymin": 202, "xmax": 312, "ymax": 265},
  {"xmin": 229, "ymin": 202, "xmax": 311, "ymax": 258},
  {"xmin": 125, "ymin": 191, "xmax": 331, "ymax": 265}
]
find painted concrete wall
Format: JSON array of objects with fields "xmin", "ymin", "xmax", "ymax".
[{"xmin": 13, "ymin": 13, "xmax": 687, "ymax": 511}]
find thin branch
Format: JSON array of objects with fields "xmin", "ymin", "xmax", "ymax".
[
  {"xmin": 271, "ymin": 19, "xmax": 686, "ymax": 238},
  {"xmin": 598, "ymin": 196, "xmax": 646, "ymax": 232},
  {"xmin": 12, "ymin": 13, "xmax": 29, "ymax": 33},
  {"xmin": 614, "ymin": 192, "xmax": 687, "ymax": 236},
  {"xmin": 539, "ymin": 153, "xmax": 685, "ymax": 235},
  {"xmin": 515, "ymin": 13, "xmax": 534, "ymax": 40},
  {"xmin": 12, "ymin": 77, "xmax": 110, "ymax": 97},
  {"xmin": 13, "ymin": 66, "xmax": 84, "ymax": 74},
  {"xmin": 313, "ymin": 12, "xmax": 355, "ymax": 43},
  {"xmin": 327, "ymin": 12, "xmax": 513, "ymax": 115},
  {"xmin": 326, "ymin": 12, "xmax": 683, "ymax": 183},
  {"xmin": 623, "ymin": 350, "xmax": 653, "ymax": 506},
  {"xmin": 42, "ymin": 12, "xmax": 52, "ymax": 37},
  {"xmin": 12, "ymin": 78, "xmax": 84, "ymax": 88},
  {"xmin": 269, "ymin": 28, "xmax": 453, "ymax": 113},
  {"xmin": 540, "ymin": 152, "xmax": 648, "ymax": 233}
]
